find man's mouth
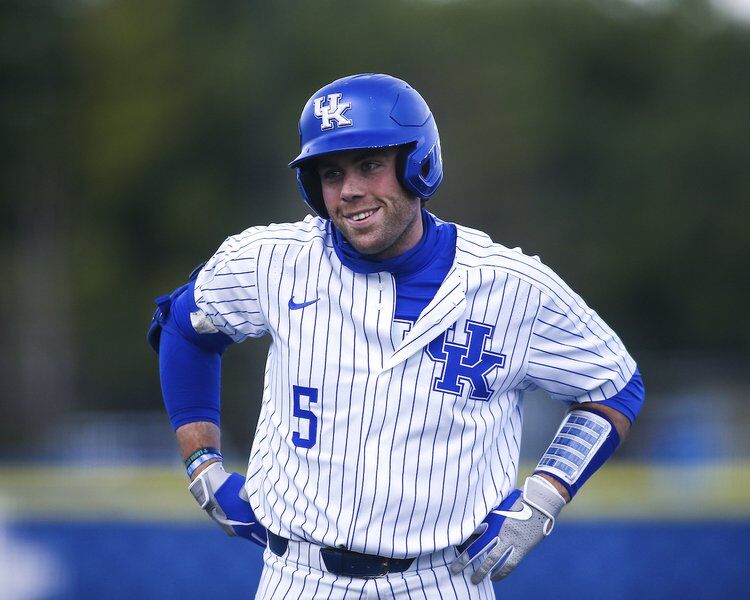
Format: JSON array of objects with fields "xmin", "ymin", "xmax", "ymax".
[{"xmin": 346, "ymin": 208, "xmax": 379, "ymax": 223}]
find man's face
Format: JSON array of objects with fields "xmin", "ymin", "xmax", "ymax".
[{"xmin": 317, "ymin": 148, "xmax": 423, "ymax": 259}]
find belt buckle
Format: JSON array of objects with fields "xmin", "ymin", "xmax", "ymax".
[{"xmin": 320, "ymin": 547, "xmax": 391, "ymax": 579}]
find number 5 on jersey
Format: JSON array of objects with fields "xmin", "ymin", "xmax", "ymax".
[{"xmin": 292, "ymin": 385, "xmax": 318, "ymax": 448}]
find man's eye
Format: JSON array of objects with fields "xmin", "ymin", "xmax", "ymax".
[
  {"xmin": 362, "ymin": 161, "xmax": 379, "ymax": 171},
  {"xmin": 321, "ymin": 169, "xmax": 341, "ymax": 180}
]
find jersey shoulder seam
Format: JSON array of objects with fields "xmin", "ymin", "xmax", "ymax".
[
  {"xmin": 206, "ymin": 217, "xmax": 329, "ymax": 283},
  {"xmin": 453, "ymin": 233, "xmax": 596, "ymax": 344},
  {"xmin": 216, "ymin": 215, "xmax": 329, "ymax": 263},
  {"xmin": 196, "ymin": 216, "xmax": 328, "ymax": 339},
  {"xmin": 452, "ymin": 225, "xmax": 553, "ymax": 295}
]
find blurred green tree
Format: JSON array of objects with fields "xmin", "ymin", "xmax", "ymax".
[{"xmin": 2, "ymin": 0, "xmax": 748, "ymax": 448}]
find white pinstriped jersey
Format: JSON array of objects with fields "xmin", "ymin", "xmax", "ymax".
[{"xmin": 193, "ymin": 214, "xmax": 636, "ymax": 559}]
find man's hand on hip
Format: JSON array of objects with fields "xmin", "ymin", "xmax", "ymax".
[
  {"xmin": 188, "ymin": 462, "xmax": 267, "ymax": 547},
  {"xmin": 450, "ymin": 475, "xmax": 566, "ymax": 584}
]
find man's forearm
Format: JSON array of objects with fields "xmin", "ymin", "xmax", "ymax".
[{"xmin": 176, "ymin": 421, "xmax": 222, "ymax": 480}]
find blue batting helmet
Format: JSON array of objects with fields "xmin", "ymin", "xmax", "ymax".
[{"xmin": 289, "ymin": 73, "xmax": 443, "ymax": 218}]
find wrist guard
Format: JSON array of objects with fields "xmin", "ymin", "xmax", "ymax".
[{"xmin": 534, "ymin": 408, "xmax": 620, "ymax": 499}]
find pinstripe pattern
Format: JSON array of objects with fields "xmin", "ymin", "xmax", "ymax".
[{"xmin": 194, "ymin": 215, "xmax": 636, "ymax": 564}]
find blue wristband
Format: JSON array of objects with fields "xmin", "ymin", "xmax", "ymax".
[
  {"xmin": 184, "ymin": 447, "xmax": 222, "ymax": 468},
  {"xmin": 186, "ymin": 452, "xmax": 223, "ymax": 478}
]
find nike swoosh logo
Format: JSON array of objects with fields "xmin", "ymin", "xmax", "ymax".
[
  {"xmin": 491, "ymin": 503, "xmax": 533, "ymax": 521},
  {"xmin": 209, "ymin": 509, "xmax": 256, "ymax": 527},
  {"xmin": 289, "ymin": 297, "xmax": 319, "ymax": 310},
  {"xmin": 225, "ymin": 518, "xmax": 256, "ymax": 527}
]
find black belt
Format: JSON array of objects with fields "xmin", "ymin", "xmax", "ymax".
[{"xmin": 267, "ymin": 531, "xmax": 415, "ymax": 579}]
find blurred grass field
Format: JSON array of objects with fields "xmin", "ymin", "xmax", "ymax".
[{"xmin": 2, "ymin": 462, "xmax": 748, "ymax": 521}]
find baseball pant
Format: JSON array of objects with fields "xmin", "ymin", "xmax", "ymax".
[{"xmin": 255, "ymin": 538, "xmax": 495, "ymax": 599}]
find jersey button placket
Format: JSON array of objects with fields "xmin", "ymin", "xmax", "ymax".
[{"xmin": 378, "ymin": 274, "xmax": 396, "ymax": 354}]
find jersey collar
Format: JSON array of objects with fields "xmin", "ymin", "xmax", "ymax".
[{"xmin": 330, "ymin": 209, "xmax": 438, "ymax": 276}]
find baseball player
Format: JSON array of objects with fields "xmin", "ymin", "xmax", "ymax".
[{"xmin": 148, "ymin": 73, "xmax": 645, "ymax": 599}]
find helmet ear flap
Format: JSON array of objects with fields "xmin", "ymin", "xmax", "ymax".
[
  {"xmin": 401, "ymin": 138, "xmax": 443, "ymax": 199},
  {"xmin": 296, "ymin": 166, "xmax": 329, "ymax": 218},
  {"xmin": 419, "ymin": 140, "xmax": 443, "ymax": 189},
  {"xmin": 396, "ymin": 143, "xmax": 416, "ymax": 196}
]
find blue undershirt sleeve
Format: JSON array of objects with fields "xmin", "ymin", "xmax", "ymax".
[
  {"xmin": 159, "ymin": 280, "xmax": 233, "ymax": 430},
  {"xmin": 596, "ymin": 368, "xmax": 645, "ymax": 424}
]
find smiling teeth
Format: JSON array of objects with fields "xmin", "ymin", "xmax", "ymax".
[{"xmin": 351, "ymin": 210, "xmax": 375, "ymax": 222}]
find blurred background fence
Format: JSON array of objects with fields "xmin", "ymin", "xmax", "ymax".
[{"xmin": 1, "ymin": 0, "xmax": 749, "ymax": 598}]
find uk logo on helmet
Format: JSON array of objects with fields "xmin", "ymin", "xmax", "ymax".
[{"xmin": 313, "ymin": 93, "xmax": 353, "ymax": 131}]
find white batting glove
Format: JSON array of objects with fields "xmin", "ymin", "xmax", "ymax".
[
  {"xmin": 188, "ymin": 462, "xmax": 267, "ymax": 547},
  {"xmin": 450, "ymin": 475, "xmax": 566, "ymax": 584}
]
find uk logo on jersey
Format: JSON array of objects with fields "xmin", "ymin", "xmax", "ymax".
[
  {"xmin": 313, "ymin": 93, "xmax": 353, "ymax": 130},
  {"xmin": 427, "ymin": 320, "xmax": 506, "ymax": 401}
]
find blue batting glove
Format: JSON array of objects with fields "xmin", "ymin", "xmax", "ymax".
[
  {"xmin": 451, "ymin": 475, "xmax": 566, "ymax": 584},
  {"xmin": 188, "ymin": 462, "xmax": 267, "ymax": 547}
]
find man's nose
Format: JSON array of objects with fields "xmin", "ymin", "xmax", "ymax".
[{"xmin": 340, "ymin": 172, "xmax": 365, "ymax": 202}]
